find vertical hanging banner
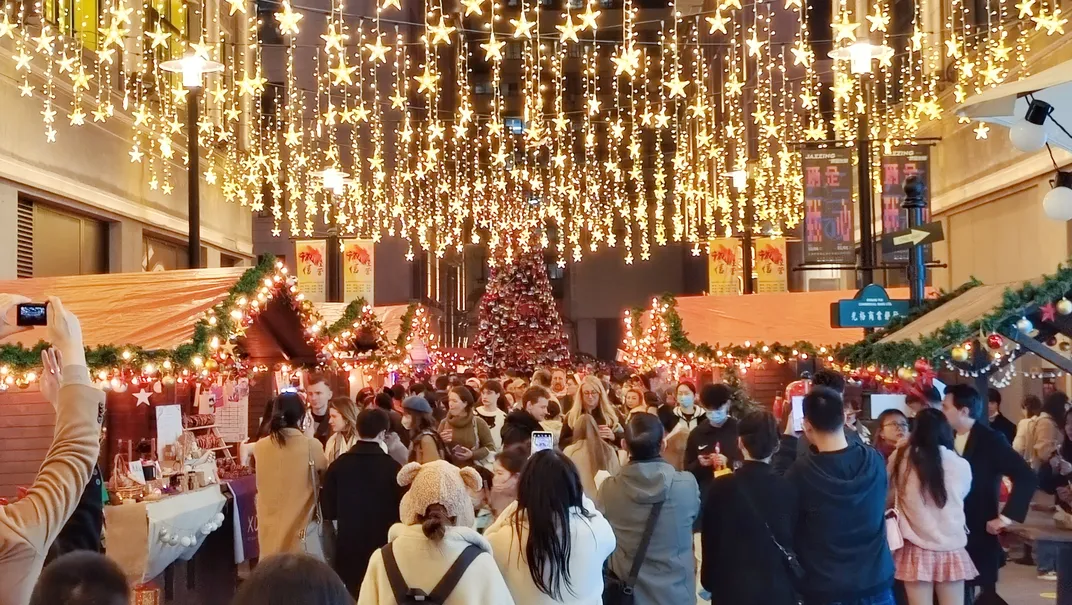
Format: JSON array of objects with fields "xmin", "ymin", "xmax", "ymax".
[
  {"xmin": 707, "ymin": 238, "xmax": 740, "ymax": 296},
  {"xmin": 342, "ymin": 239, "xmax": 376, "ymax": 304},
  {"xmin": 881, "ymin": 145, "xmax": 932, "ymax": 263},
  {"xmin": 294, "ymin": 239, "xmax": 327, "ymax": 303},
  {"xmin": 802, "ymin": 147, "xmax": 856, "ymax": 265},
  {"xmin": 755, "ymin": 237, "xmax": 788, "ymax": 293}
]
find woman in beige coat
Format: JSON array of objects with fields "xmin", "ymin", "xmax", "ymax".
[
  {"xmin": 253, "ymin": 393, "xmax": 327, "ymax": 557},
  {"xmin": 563, "ymin": 414, "xmax": 621, "ymax": 505}
]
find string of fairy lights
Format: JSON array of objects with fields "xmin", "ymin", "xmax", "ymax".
[{"xmin": 0, "ymin": 0, "xmax": 1067, "ymax": 261}]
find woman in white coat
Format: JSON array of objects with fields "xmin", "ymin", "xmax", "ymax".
[
  {"xmin": 485, "ymin": 450, "xmax": 616, "ymax": 605},
  {"xmin": 358, "ymin": 460, "xmax": 514, "ymax": 605}
]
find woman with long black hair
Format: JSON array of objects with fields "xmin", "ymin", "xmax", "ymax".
[
  {"xmin": 888, "ymin": 408, "xmax": 976, "ymax": 605},
  {"xmin": 485, "ymin": 450, "xmax": 616, "ymax": 604},
  {"xmin": 253, "ymin": 393, "xmax": 327, "ymax": 558}
]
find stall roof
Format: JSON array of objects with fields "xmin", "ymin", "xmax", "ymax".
[
  {"xmin": 0, "ymin": 268, "xmax": 249, "ymax": 350},
  {"xmin": 877, "ymin": 280, "xmax": 1028, "ymax": 345},
  {"xmin": 315, "ymin": 302, "xmax": 427, "ymax": 343},
  {"xmin": 672, "ymin": 288, "xmax": 919, "ymax": 347}
]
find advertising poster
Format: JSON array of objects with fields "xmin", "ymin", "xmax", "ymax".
[
  {"xmin": 755, "ymin": 237, "xmax": 788, "ymax": 293},
  {"xmin": 707, "ymin": 238, "xmax": 740, "ymax": 296},
  {"xmin": 343, "ymin": 239, "xmax": 375, "ymax": 304},
  {"xmin": 294, "ymin": 239, "xmax": 327, "ymax": 302},
  {"xmin": 802, "ymin": 146, "xmax": 855, "ymax": 265},
  {"xmin": 881, "ymin": 145, "xmax": 932, "ymax": 263}
]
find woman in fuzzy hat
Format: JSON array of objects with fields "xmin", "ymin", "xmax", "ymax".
[{"xmin": 357, "ymin": 460, "xmax": 515, "ymax": 605}]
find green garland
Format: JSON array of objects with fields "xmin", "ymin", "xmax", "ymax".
[
  {"xmin": 836, "ymin": 260, "xmax": 1072, "ymax": 368},
  {"xmin": 324, "ymin": 298, "xmax": 367, "ymax": 339},
  {"xmin": 0, "ymin": 254, "xmax": 283, "ymax": 374}
]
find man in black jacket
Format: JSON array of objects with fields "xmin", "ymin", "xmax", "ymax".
[
  {"xmin": 788, "ymin": 386, "xmax": 893, "ymax": 605},
  {"xmin": 501, "ymin": 385, "xmax": 550, "ymax": 447},
  {"xmin": 986, "ymin": 388, "xmax": 1017, "ymax": 445},
  {"xmin": 684, "ymin": 384, "xmax": 742, "ymax": 502},
  {"xmin": 943, "ymin": 384, "xmax": 1035, "ymax": 600},
  {"xmin": 321, "ymin": 408, "xmax": 404, "ymax": 597}
]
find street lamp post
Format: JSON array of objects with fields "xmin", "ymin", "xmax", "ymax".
[{"xmin": 161, "ymin": 53, "xmax": 223, "ymax": 269}]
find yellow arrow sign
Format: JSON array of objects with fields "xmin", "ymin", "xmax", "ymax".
[{"xmin": 893, "ymin": 228, "xmax": 930, "ymax": 247}]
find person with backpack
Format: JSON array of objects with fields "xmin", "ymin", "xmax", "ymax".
[{"xmin": 357, "ymin": 460, "xmax": 514, "ymax": 605}]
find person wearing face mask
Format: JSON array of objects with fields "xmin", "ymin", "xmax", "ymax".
[
  {"xmin": 321, "ymin": 408, "xmax": 405, "ymax": 597},
  {"xmin": 658, "ymin": 382, "xmax": 706, "ymax": 435},
  {"xmin": 476, "ymin": 380, "xmax": 509, "ymax": 451},
  {"xmin": 684, "ymin": 384, "xmax": 742, "ymax": 521}
]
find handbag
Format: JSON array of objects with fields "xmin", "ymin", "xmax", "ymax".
[
  {"xmin": 737, "ymin": 482, "xmax": 805, "ymax": 583},
  {"xmin": 299, "ymin": 439, "xmax": 335, "ymax": 562},
  {"xmin": 603, "ymin": 499, "xmax": 664, "ymax": 605},
  {"xmin": 886, "ymin": 458, "xmax": 905, "ymax": 552}
]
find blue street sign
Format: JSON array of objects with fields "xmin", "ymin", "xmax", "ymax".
[{"xmin": 831, "ymin": 284, "xmax": 911, "ymax": 328}]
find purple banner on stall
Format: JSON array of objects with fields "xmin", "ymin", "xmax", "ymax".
[
  {"xmin": 227, "ymin": 475, "xmax": 258, "ymax": 563},
  {"xmin": 802, "ymin": 147, "xmax": 855, "ymax": 265},
  {"xmin": 880, "ymin": 145, "xmax": 932, "ymax": 263}
]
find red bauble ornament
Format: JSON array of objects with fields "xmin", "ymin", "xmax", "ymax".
[{"xmin": 987, "ymin": 334, "xmax": 1002, "ymax": 350}]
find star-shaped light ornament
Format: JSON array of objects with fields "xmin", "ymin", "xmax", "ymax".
[
  {"xmin": 992, "ymin": 40, "xmax": 1012, "ymax": 61},
  {"xmin": 706, "ymin": 11, "xmax": 729, "ymax": 34},
  {"xmin": 380, "ymin": 0, "xmax": 401, "ymax": 10},
  {"xmin": 429, "ymin": 16, "xmax": 456, "ymax": 44},
  {"xmin": 790, "ymin": 41, "xmax": 812, "ymax": 66},
  {"xmin": 725, "ymin": 74, "xmax": 744, "ymax": 97},
  {"xmin": 365, "ymin": 37, "xmax": 390, "ymax": 63},
  {"xmin": 147, "ymin": 24, "xmax": 171, "ymax": 48},
  {"xmin": 945, "ymin": 36, "xmax": 962, "ymax": 58},
  {"xmin": 1016, "ymin": 0, "xmax": 1035, "ymax": 17},
  {"xmin": 557, "ymin": 17, "xmax": 580, "ymax": 43},
  {"xmin": 974, "ymin": 123, "xmax": 990, "ymax": 139},
  {"xmin": 481, "ymin": 32, "xmax": 505, "ymax": 62},
  {"xmin": 275, "ymin": 1, "xmax": 303, "ymax": 36},
  {"xmin": 191, "ymin": 37, "xmax": 213, "ymax": 60},
  {"xmin": 511, "ymin": 12, "xmax": 536, "ymax": 38},
  {"xmin": 226, "ymin": 0, "xmax": 247, "ymax": 14},
  {"xmin": 745, "ymin": 31, "xmax": 766, "ymax": 56},
  {"xmin": 578, "ymin": 6, "xmax": 601, "ymax": 30},
  {"xmin": 134, "ymin": 389, "xmax": 152, "ymax": 406},
  {"xmin": 322, "ymin": 25, "xmax": 347, "ymax": 52},
  {"xmin": 35, "ymin": 31, "xmax": 56, "ymax": 53},
  {"xmin": 804, "ymin": 124, "xmax": 826, "ymax": 141},
  {"xmin": 611, "ymin": 46, "xmax": 641, "ymax": 76},
  {"xmin": 461, "ymin": 0, "xmax": 483, "ymax": 16},
  {"xmin": 0, "ymin": 14, "xmax": 16, "ymax": 38},
  {"xmin": 866, "ymin": 9, "xmax": 889, "ymax": 32},
  {"xmin": 18, "ymin": 82, "xmax": 34, "ymax": 96},
  {"xmin": 831, "ymin": 15, "xmax": 859, "ymax": 43},
  {"xmin": 390, "ymin": 92, "xmax": 407, "ymax": 109},
  {"xmin": 415, "ymin": 65, "xmax": 439, "ymax": 93},
  {"xmin": 663, "ymin": 75, "xmax": 689, "ymax": 98}
]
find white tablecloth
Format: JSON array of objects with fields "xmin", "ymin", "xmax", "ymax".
[{"xmin": 105, "ymin": 486, "xmax": 227, "ymax": 584}]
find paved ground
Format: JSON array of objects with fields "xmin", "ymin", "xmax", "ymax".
[{"xmin": 693, "ymin": 559, "xmax": 1056, "ymax": 604}]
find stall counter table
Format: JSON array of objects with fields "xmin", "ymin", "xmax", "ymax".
[
  {"xmin": 1010, "ymin": 510, "xmax": 1072, "ymax": 605},
  {"xmin": 105, "ymin": 485, "xmax": 228, "ymax": 584}
]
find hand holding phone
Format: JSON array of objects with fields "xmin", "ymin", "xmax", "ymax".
[
  {"xmin": 16, "ymin": 302, "xmax": 48, "ymax": 327},
  {"xmin": 452, "ymin": 445, "xmax": 473, "ymax": 461},
  {"xmin": 531, "ymin": 431, "xmax": 554, "ymax": 454}
]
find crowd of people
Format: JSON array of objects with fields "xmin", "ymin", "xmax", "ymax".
[{"xmin": 5, "ymin": 292, "xmax": 1072, "ymax": 605}]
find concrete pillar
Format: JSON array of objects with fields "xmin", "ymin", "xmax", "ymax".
[
  {"xmin": 0, "ymin": 183, "xmax": 18, "ymax": 280},
  {"xmin": 109, "ymin": 220, "xmax": 144, "ymax": 273}
]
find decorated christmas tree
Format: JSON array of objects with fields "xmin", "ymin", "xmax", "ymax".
[{"xmin": 473, "ymin": 252, "xmax": 570, "ymax": 372}]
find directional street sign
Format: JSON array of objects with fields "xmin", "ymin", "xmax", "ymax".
[
  {"xmin": 880, "ymin": 221, "xmax": 944, "ymax": 255},
  {"xmin": 831, "ymin": 284, "xmax": 911, "ymax": 329}
]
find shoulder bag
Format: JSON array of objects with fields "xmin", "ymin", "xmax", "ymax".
[
  {"xmin": 299, "ymin": 438, "xmax": 335, "ymax": 562},
  {"xmin": 603, "ymin": 499, "xmax": 664, "ymax": 605},
  {"xmin": 381, "ymin": 542, "xmax": 483, "ymax": 605},
  {"xmin": 885, "ymin": 454, "xmax": 906, "ymax": 552}
]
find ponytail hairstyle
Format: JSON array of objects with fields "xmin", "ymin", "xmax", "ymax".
[
  {"xmin": 894, "ymin": 407, "xmax": 953, "ymax": 508},
  {"xmin": 418, "ymin": 503, "xmax": 453, "ymax": 541},
  {"xmin": 270, "ymin": 393, "xmax": 306, "ymax": 447},
  {"xmin": 514, "ymin": 450, "xmax": 590, "ymax": 600}
]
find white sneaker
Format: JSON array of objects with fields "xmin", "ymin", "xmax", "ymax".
[{"xmin": 1039, "ymin": 571, "xmax": 1058, "ymax": 581}]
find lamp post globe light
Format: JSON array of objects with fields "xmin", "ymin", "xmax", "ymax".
[{"xmin": 160, "ymin": 52, "xmax": 224, "ymax": 269}]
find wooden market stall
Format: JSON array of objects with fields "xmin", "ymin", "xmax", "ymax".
[{"xmin": 0, "ymin": 258, "xmax": 325, "ymax": 602}]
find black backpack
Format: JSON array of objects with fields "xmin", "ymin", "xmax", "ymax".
[{"xmin": 380, "ymin": 542, "xmax": 483, "ymax": 604}]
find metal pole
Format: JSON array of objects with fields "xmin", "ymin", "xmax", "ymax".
[
  {"xmin": 742, "ymin": 181, "xmax": 754, "ymax": 294},
  {"xmin": 326, "ymin": 217, "xmax": 341, "ymax": 302},
  {"xmin": 187, "ymin": 87, "xmax": 201, "ymax": 269},
  {"xmin": 857, "ymin": 113, "xmax": 874, "ymax": 287},
  {"xmin": 903, "ymin": 175, "xmax": 927, "ymax": 309}
]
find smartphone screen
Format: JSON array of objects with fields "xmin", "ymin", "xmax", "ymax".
[
  {"xmin": 16, "ymin": 303, "xmax": 48, "ymax": 327},
  {"xmin": 791, "ymin": 396, "xmax": 805, "ymax": 433},
  {"xmin": 530, "ymin": 431, "xmax": 554, "ymax": 454}
]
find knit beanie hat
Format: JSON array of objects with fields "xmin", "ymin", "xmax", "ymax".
[{"xmin": 397, "ymin": 460, "xmax": 482, "ymax": 529}]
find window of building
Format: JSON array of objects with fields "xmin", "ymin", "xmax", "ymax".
[
  {"xmin": 143, "ymin": 235, "xmax": 189, "ymax": 271},
  {"xmin": 43, "ymin": 0, "xmax": 99, "ymax": 49},
  {"xmin": 17, "ymin": 199, "xmax": 108, "ymax": 278}
]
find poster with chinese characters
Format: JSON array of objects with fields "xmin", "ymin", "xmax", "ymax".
[
  {"xmin": 802, "ymin": 147, "xmax": 855, "ymax": 265},
  {"xmin": 295, "ymin": 240, "xmax": 327, "ymax": 302},
  {"xmin": 755, "ymin": 237, "xmax": 788, "ymax": 293},
  {"xmin": 216, "ymin": 378, "xmax": 249, "ymax": 443},
  {"xmin": 707, "ymin": 238, "xmax": 740, "ymax": 296},
  {"xmin": 881, "ymin": 145, "xmax": 932, "ymax": 264},
  {"xmin": 343, "ymin": 239, "xmax": 375, "ymax": 304}
]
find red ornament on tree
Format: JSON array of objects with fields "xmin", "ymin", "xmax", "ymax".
[
  {"xmin": 987, "ymin": 334, "xmax": 1003, "ymax": 350},
  {"xmin": 1041, "ymin": 302, "xmax": 1057, "ymax": 323},
  {"xmin": 472, "ymin": 252, "xmax": 570, "ymax": 372}
]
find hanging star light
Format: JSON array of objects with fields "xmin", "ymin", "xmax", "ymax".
[
  {"xmin": 429, "ymin": 16, "xmax": 456, "ymax": 45},
  {"xmin": 557, "ymin": 17, "xmax": 580, "ymax": 43},
  {"xmin": 275, "ymin": 1, "xmax": 303, "ymax": 36},
  {"xmin": 831, "ymin": 15, "xmax": 859, "ymax": 43},
  {"xmin": 510, "ymin": 12, "xmax": 536, "ymax": 38}
]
